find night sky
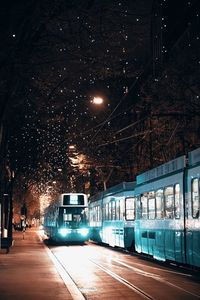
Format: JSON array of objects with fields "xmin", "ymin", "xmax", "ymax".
[{"xmin": 0, "ymin": 0, "xmax": 199, "ymax": 212}]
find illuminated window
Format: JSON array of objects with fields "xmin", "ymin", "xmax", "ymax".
[
  {"xmin": 111, "ymin": 201, "xmax": 116, "ymax": 220},
  {"xmin": 192, "ymin": 178, "xmax": 199, "ymax": 218},
  {"xmin": 102, "ymin": 204, "xmax": 106, "ymax": 220},
  {"xmin": 120, "ymin": 199, "xmax": 124, "ymax": 220},
  {"xmin": 94, "ymin": 206, "xmax": 97, "ymax": 222},
  {"xmin": 116, "ymin": 200, "xmax": 120, "ymax": 220},
  {"xmin": 174, "ymin": 184, "xmax": 181, "ymax": 219},
  {"xmin": 136, "ymin": 197, "xmax": 141, "ymax": 219},
  {"xmin": 93, "ymin": 206, "xmax": 96, "ymax": 222},
  {"xmin": 125, "ymin": 197, "xmax": 135, "ymax": 220},
  {"xmin": 108, "ymin": 202, "xmax": 112, "ymax": 220},
  {"xmin": 141, "ymin": 193, "xmax": 148, "ymax": 219},
  {"xmin": 63, "ymin": 214, "xmax": 72, "ymax": 221},
  {"xmin": 156, "ymin": 189, "xmax": 164, "ymax": 219},
  {"xmin": 105, "ymin": 203, "xmax": 109, "ymax": 220},
  {"xmin": 164, "ymin": 186, "xmax": 174, "ymax": 219},
  {"xmin": 63, "ymin": 194, "xmax": 85, "ymax": 205},
  {"xmin": 97, "ymin": 206, "xmax": 100, "ymax": 222},
  {"xmin": 148, "ymin": 191, "xmax": 155, "ymax": 219},
  {"xmin": 99, "ymin": 205, "xmax": 102, "ymax": 222}
]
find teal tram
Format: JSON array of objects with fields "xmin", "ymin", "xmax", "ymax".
[
  {"xmin": 43, "ymin": 193, "xmax": 89, "ymax": 243},
  {"xmin": 89, "ymin": 181, "xmax": 136, "ymax": 250},
  {"xmin": 135, "ymin": 147, "xmax": 200, "ymax": 268},
  {"xmin": 89, "ymin": 147, "xmax": 200, "ymax": 268}
]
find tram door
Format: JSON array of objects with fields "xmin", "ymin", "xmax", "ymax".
[
  {"xmin": 185, "ymin": 148, "xmax": 200, "ymax": 268},
  {"xmin": 185, "ymin": 175, "xmax": 200, "ymax": 268}
]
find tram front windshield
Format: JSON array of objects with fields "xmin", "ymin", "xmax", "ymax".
[{"xmin": 59, "ymin": 207, "xmax": 87, "ymax": 228}]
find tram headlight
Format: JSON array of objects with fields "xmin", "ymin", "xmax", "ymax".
[
  {"xmin": 58, "ymin": 228, "xmax": 70, "ymax": 237},
  {"xmin": 78, "ymin": 228, "xmax": 89, "ymax": 237}
]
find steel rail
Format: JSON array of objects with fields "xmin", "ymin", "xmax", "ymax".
[
  {"xmin": 88, "ymin": 258, "xmax": 156, "ymax": 300},
  {"xmin": 110, "ymin": 258, "xmax": 200, "ymax": 299}
]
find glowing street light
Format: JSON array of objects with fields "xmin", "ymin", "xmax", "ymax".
[
  {"xmin": 92, "ymin": 96, "xmax": 104, "ymax": 105},
  {"xmin": 69, "ymin": 145, "xmax": 76, "ymax": 150}
]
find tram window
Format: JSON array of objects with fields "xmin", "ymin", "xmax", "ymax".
[
  {"xmin": 63, "ymin": 194, "xmax": 85, "ymax": 205},
  {"xmin": 63, "ymin": 214, "xmax": 72, "ymax": 221},
  {"xmin": 89, "ymin": 209, "xmax": 92, "ymax": 225},
  {"xmin": 156, "ymin": 189, "xmax": 164, "ymax": 219},
  {"xmin": 136, "ymin": 197, "xmax": 141, "ymax": 218},
  {"xmin": 108, "ymin": 202, "xmax": 112, "ymax": 220},
  {"xmin": 99, "ymin": 205, "xmax": 102, "ymax": 222},
  {"xmin": 120, "ymin": 199, "xmax": 124, "ymax": 220},
  {"xmin": 164, "ymin": 186, "xmax": 174, "ymax": 219},
  {"xmin": 105, "ymin": 203, "xmax": 109, "ymax": 220},
  {"xmin": 91, "ymin": 207, "xmax": 95, "ymax": 222},
  {"xmin": 95, "ymin": 206, "xmax": 98, "ymax": 222},
  {"xmin": 191, "ymin": 178, "xmax": 199, "ymax": 218},
  {"xmin": 102, "ymin": 204, "xmax": 106, "ymax": 220},
  {"xmin": 116, "ymin": 200, "xmax": 120, "ymax": 220},
  {"xmin": 92, "ymin": 207, "xmax": 95, "ymax": 223},
  {"xmin": 125, "ymin": 198, "xmax": 135, "ymax": 220},
  {"xmin": 111, "ymin": 201, "xmax": 116, "ymax": 220},
  {"xmin": 148, "ymin": 192, "xmax": 155, "ymax": 219},
  {"xmin": 73, "ymin": 215, "xmax": 81, "ymax": 222},
  {"xmin": 174, "ymin": 184, "xmax": 181, "ymax": 219},
  {"xmin": 141, "ymin": 194, "xmax": 148, "ymax": 219},
  {"xmin": 97, "ymin": 206, "xmax": 100, "ymax": 222}
]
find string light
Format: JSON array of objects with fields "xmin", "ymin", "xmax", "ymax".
[{"xmin": 5, "ymin": 1, "xmax": 198, "ymax": 213}]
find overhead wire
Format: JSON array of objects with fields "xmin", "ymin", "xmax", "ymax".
[
  {"xmin": 80, "ymin": 103, "xmax": 136, "ymax": 135},
  {"xmin": 97, "ymin": 129, "xmax": 152, "ymax": 148},
  {"xmin": 87, "ymin": 72, "xmax": 144, "ymax": 146}
]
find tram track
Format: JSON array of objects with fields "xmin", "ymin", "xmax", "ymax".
[
  {"xmin": 88, "ymin": 258, "xmax": 156, "ymax": 300},
  {"xmin": 87, "ymin": 245, "xmax": 200, "ymax": 299},
  {"xmin": 81, "ymin": 244, "xmax": 200, "ymax": 299},
  {"xmin": 45, "ymin": 244, "xmax": 87, "ymax": 300},
  {"xmin": 105, "ymin": 257, "xmax": 200, "ymax": 299},
  {"xmin": 40, "ymin": 231, "xmax": 200, "ymax": 300},
  {"xmin": 49, "ymin": 245, "xmax": 157, "ymax": 300},
  {"xmin": 89, "ymin": 241, "xmax": 200, "ymax": 290},
  {"xmin": 90, "ymin": 241, "xmax": 200, "ymax": 277}
]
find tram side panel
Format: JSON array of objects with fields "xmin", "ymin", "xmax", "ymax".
[
  {"xmin": 122, "ymin": 192, "xmax": 136, "ymax": 250},
  {"xmin": 101, "ymin": 188, "xmax": 136, "ymax": 249},
  {"xmin": 89, "ymin": 149, "xmax": 200, "ymax": 269},
  {"xmin": 89, "ymin": 182, "xmax": 136, "ymax": 250},
  {"xmin": 89, "ymin": 197, "xmax": 103, "ymax": 244},
  {"xmin": 43, "ymin": 205, "xmax": 59, "ymax": 240},
  {"xmin": 102, "ymin": 192, "xmax": 125, "ymax": 248},
  {"xmin": 135, "ymin": 170, "xmax": 185, "ymax": 264},
  {"xmin": 186, "ymin": 148, "xmax": 200, "ymax": 268}
]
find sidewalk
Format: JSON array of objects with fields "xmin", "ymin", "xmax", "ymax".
[{"xmin": 0, "ymin": 228, "xmax": 73, "ymax": 300}]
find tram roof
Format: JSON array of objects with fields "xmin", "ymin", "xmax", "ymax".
[
  {"xmin": 136, "ymin": 155, "xmax": 186, "ymax": 185},
  {"xmin": 89, "ymin": 181, "xmax": 136, "ymax": 203},
  {"xmin": 105, "ymin": 181, "xmax": 136, "ymax": 194},
  {"xmin": 188, "ymin": 147, "xmax": 200, "ymax": 166}
]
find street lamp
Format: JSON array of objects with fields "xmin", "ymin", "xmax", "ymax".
[
  {"xmin": 91, "ymin": 96, "xmax": 104, "ymax": 105},
  {"xmin": 69, "ymin": 145, "xmax": 76, "ymax": 150}
]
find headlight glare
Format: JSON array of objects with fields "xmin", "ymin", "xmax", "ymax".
[
  {"xmin": 78, "ymin": 228, "xmax": 89, "ymax": 236},
  {"xmin": 59, "ymin": 228, "xmax": 70, "ymax": 237}
]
